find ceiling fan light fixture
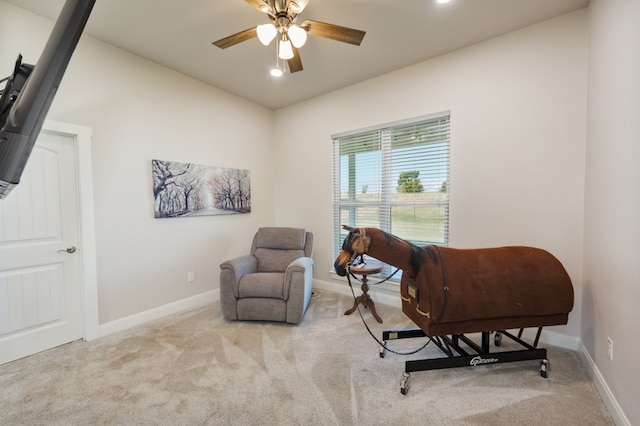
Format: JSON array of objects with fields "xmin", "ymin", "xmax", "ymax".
[
  {"xmin": 257, "ymin": 23, "xmax": 277, "ymax": 45},
  {"xmin": 211, "ymin": 0, "xmax": 367, "ymax": 75},
  {"xmin": 289, "ymin": 2, "xmax": 302, "ymax": 13},
  {"xmin": 278, "ymin": 38, "xmax": 294, "ymax": 59},
  {"xmin": 287, "ymin": 25, "xmax": 307, "ymax": 48}
]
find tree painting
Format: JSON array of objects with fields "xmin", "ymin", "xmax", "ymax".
[{"xmin": 152, "ymin": 159, "xmax": 251, "ymax": 218}]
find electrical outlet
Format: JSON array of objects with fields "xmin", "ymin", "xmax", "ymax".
[
  {"xmin": 607, "ymin": 337, "xmax": 613, "ymax": 361},
  {"xmin": 187, "ymin": 271, "xmax": 196, "ymax": 283}
]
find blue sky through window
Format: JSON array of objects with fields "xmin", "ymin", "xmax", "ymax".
[{"xmin": 340, "ymin": 144, "xmax": 448, "ymax": 194}]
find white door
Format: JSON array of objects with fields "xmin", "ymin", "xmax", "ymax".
[{"xmin": 0, "ymin": 130, "xmax": 84, "ymax": 364}]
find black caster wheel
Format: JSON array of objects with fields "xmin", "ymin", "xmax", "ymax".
[
  {"xmin": 540, "ymin": 359, "xmax": 549, "ymax": 378},
  {"xmin": 400, "ymin": 372, "xmax": 410, "ymax": 395},
  {"xmin": 494, "ymin": 332, "xmax": 502, "ymax": 347}
]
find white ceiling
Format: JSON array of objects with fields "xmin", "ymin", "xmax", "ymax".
[{"xmin": 6, "ymin": 0, "xmax": 589, "ymax": 110}]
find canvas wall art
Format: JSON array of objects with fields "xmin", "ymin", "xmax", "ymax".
[{"xmin": 152, "ymin": 159, "xmax": 251, "ymax": 218}]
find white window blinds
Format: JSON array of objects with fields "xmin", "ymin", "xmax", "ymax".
[{"xmin": 333, "ymin": 113, "xmax": 450, "ymax": 273}]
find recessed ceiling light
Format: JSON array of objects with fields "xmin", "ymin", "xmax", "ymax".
[
  {"xmin": 436, "ymin": 0, "xmax": 452, "ymax": 4},
  {"xmin": 270, "ymin": 68, "xmax": 283, "ymax": 77}
]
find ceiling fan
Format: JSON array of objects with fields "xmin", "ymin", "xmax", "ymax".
[{"xmin": 212, "ymin": 0, "xmax": 366, "ymax": 74}]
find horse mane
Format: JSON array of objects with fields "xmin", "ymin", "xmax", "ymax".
[{"xmin": 374, "ymin": 228, "xmax": 438, "ymax": 277}]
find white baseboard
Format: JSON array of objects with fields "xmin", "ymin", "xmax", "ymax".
[
  {"xmin": 313, "ymin": 278, "xmax": 402, "ymax": 308},
  {"xmin": 539, "ymin": 329, "xmax": 580, "ymax": 351},
  {"xmin": 99, "ymin": 290, "xmax": 219, "ymax": 337},
  {"xmin": 314, "ymin": 278, "xmax": 362, "ymax": 297},
  {"xmin": 578, "ymin": 342, "xmax": 630, "ymax": 426}
]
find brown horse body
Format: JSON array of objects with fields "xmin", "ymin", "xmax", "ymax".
[{"xmin": 335, "ymin": 227, "xmax": 574, "ymax": 336}]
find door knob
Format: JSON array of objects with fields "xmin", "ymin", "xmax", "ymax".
[{"xmin": 58, "ymin": 246, "xmax": 77, "ymax": 254}]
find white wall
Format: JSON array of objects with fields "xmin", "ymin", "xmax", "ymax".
[
  {"xmin": 3, "ymin": 0, "xmax": 638, "ymax": 422},
  {"xmin": 274, "ymin": 11, "xmax": 587, "ymax": 339},
  {"xmin": 0, "ymin": 1, "xmax": 275, "ymax": 324},
  {"xmin": 584, "ymin": 1, "xmax": 640, "ymax": 424},
  {"xmin": 0, "ymin": 0, "xmax": 589, "ymax": 339}
]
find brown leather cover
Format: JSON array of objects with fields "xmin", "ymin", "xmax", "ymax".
[{"xmin": 399, "ymin": 246, "xmax": 574, "ymax": 336}]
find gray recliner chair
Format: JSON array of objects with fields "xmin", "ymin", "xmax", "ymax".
[{"xmin": 219, "ymin": 227, "xmax": 314, "ymax": 324}]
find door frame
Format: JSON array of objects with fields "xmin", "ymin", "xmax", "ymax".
[{"xmin": 42, "ymin": 120, "xmax": 99, "ymax": 341}]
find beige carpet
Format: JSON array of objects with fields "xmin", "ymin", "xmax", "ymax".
[{"xmin": 0, "ymin": 290, "xmax": 613, "ymax": 425}]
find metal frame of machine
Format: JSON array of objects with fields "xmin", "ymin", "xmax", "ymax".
[{"xmin": 379, "ymin": 327, "xmax": 549, "ymax": 395}]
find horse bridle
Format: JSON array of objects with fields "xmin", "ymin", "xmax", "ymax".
[{"xmin": 346, "ymin": 258, "xmax": 399, "ymax": 286}]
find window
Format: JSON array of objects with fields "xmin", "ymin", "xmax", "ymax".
[{"xmin": 332, "ymin": 112, "xmax": 450, "ymax": 278}]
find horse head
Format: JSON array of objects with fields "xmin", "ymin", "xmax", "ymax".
[{"xmin": 334, "ymin": 225, "xmax": 372, "ymax": 276}]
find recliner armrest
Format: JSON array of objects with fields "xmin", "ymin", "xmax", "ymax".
[
  {"xmin": 284, "ymin": 256, "xmax": 314, "ymax": 295},
  {"xmin": 220, "ymin": 255, "xmax": 257, "ymax": 296},
  {"xmin": 286, "ymin": 256, "xmax": 314, "ymax": 272},
  {"xmin": 284, "ymin": 256, "xmax": 315, "ymax": 323}
]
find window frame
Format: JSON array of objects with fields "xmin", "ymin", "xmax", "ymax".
[{"xmin": 332, "ymin": 111, "xmax": 451, "ymax": 282}]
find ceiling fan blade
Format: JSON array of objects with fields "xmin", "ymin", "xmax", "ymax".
[
  {"xmin": 212, "ymin": 27, "xmax": 257, "ymax": 49},
  {"xmin": 288, "ymin": 46, "xmax": 303, "ymax": 73},
  {"xmin": 301, "ymin": 20, "xmax": 366, "ymax": 46}
]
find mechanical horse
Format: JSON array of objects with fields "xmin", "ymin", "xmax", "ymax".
[{"xmin": 335, "ymin": 226, "xmax": 574, "ymax": 394}]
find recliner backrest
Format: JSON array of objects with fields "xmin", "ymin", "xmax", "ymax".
[{"xmin": 251, "ymin": 227, "xmax": 311, "ymax": 272}]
